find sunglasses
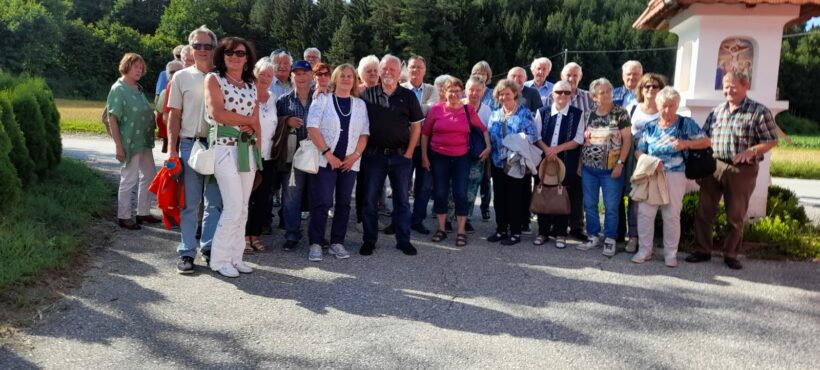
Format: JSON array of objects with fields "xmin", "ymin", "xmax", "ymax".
[
  {"xmin": 316, "ymin": 72, "xmax": 330, "ymax": 77},
  {"xmin": 174, "ymin": 54, "xmax": 181, "ymax": 59},
  {"xmin": 553, "ymin": 90, "xmax": 572, "ymax": 96},
  {"xmin": 224, "ymin": 49, "xmax": 248, "ymax": 58},
  {"xmin": 192, "ymin": 43, "xmax": 214, "ymax": 51},
  {"xmin": 643, "ymin": 84, "xmax": 661, "ymax": 90}
]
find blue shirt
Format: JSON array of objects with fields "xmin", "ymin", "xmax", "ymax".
[
  {"xmin": 637, "ymin": 116, "xmax": 706, "ymax": 173},
  {"xmin": 524, "ymin": 80, "xmax": 554, "ymax": 106},
  {"xmin": 276, "ymin": 88, "xmax": 314, "ymax": 141},
  {"xmin": 481, "ymin": 87, "xmax": 497, "ymax": 110},
  {"xmin": 612, "ymin": 86, "xmax": 637, "ymax": 108},
  {"xmin": 269, "ymin": 78, "xmax": 294, "ymax": 100},
  {"xmin": 155, "ymin": 71, "xmax": 168, "ymax": 96},
  {"xmin": 487, "ymin": 106, "xmax": 537, "ymax": 169}
]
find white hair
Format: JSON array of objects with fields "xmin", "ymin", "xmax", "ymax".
[
  {"xmin": 589, "ymin": 78, "xmax": 613, "ymax": 96},
  {"xmin": 303, "ymin": 47, "xmax": 321, "ymax": 60},
  {"xmin": 379, "ymin": 54, "xmax": 401, "ymax": 69},
  {"xmin": 357, "ymin": 55, "xmax": 379, "ymax": 77},
  {"xmin": 531, "ymin": 57, "xmax": 552, "ymax": 71},
  {"xmin": 507, "ymin": 66, "xmax": 526, "ymax": 77},
  {"xmin": 561, "ymin": 62, "xmax": 583, "ymax": 77},
  {"xmin": 187, "ymin": 25, "xmax": 217, "ymax": 46},
  {"xmin": 434, "ymin": 74, "xmax": 453, "ymax": 89},
  {"xmin": 165, "ymin": 60, "xmax": 183, "ymax": 76},
  {"xmin": 271, "ymin": 51, "xmax": 293, "ymax": 66},
  {"xmin": 655, "ymin": 86, "xmax": 681, "ymax": 107},
  {"xmin": 254, "ymin": 57, "xmax": 275, "ymax": 76},
  {"xmin": 553, "ymin": 80, "xmax": 572, "ymax": 92},
  {"xmin": 622, "ymin": 60, "xmax": 643, "ymax": 73}
]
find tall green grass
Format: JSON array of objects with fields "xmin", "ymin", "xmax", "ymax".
[{"xmin": 0, "ymin": 158, "xmax": 114, "ymax": 288}]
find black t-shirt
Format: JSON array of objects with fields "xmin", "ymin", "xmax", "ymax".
[{"xmin": 361, "ymin": 85, "xmax": 424, "ymax": 149}]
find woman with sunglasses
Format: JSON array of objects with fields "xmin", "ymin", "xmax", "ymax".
[
  {"xmin": 313, "ymin": 62, "xmax": 332, "ymax": 98},
  {"xmin": 204, "ymin": 37, "xmax": 261, "ymax": 278},
  {"xmin": 531, "ymin": 80, "xmax": 584, "ymax": 248},
  {"xmin": 621, "ymin": 73, "xmax": 668, "ymax": 253}
]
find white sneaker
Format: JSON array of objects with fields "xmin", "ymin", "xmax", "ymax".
[
  {"xmin": 234, "ymin": 262, "xmax": 253, "ymax": 274},
  {"xmin": 576, "ymin": 236, "xmax": 600, "ymax": 251},
  {"xmin": 625, "ymin": 238, "xmax": 638, "ymax": 253},
  {"xmin": 631, "ymin": 252, "xmax": 653, "ymax": 264},
  {"xmin": 217, "ymin": 265, "xmax": 239, "ymax": 278},
  {"xmin": 665, "ymin": 253, "xmax": 678, "ymax": 267},
  {"xmin": 328, "ymin": 243, "xmax": 350, "ymax": 259},
  {"xmin": 308, "ymin": 244, "xmax": 323, "ymax": 262},
  {"xmin": 602, "ymin": 238, "xmax": 616, "ymax": 257}
]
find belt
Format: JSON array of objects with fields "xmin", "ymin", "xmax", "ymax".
[
  {"xmin": 370, "ymin": 146, "xmax": 407, "ymax": 156},
  {"xmin": 183, "ymin": 136, "xmax": 208, "ymax": 143},
  {"xmin": 718, "ymin": 158, "xmax": 760, "ymax": 166}
]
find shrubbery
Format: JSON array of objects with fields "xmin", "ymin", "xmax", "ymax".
[
  {"xmin": 775, "ymin": 112, "xmax": 819, "ymax": 135},
  {"xmin": 0, "ymin": 92, "xmax": 34, "ymax": 185}
]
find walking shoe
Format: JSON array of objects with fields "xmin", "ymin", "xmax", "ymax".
[
  {"xmin": 396, "ymin": 242, "xmax": 418, "ymax": 256},
  {"xmin": 176, "ymin": 256, "xmax": 195, "ymax": 274},
  {"xmin": 625, "ymin": 238, "xmax": 638, "ymax": 253},
  {"xmin": 465, "ymin": 222, "xmax": 475, "ymax": 234},
  {"xmin": 283, "ymin": 240, "xmax": 299, "ymax": 251},
  {"xmin": 359, "ymin": 242, "xmax": 376, "ymax": 256},
  {"xmin": 631, "ymin": 252, "xmax": 653, "ymax": 264},
  {"xmin": 724, "ymin": 257, "xmax": 743, "ymax": 270},
  {"xmin": 411, "ymin": 223, "xmax": 430, "ymax": 235},
  {"xmin": 685, "ymin": 252, "xmax": 712, "ymax": 263},
  {"xmin": 217, "ymin": 265, "xmax": 239, "ymax": 278},
  {"xmin": 383, "ymin": 223, "xmax": 396, "ymax": 235},
  {"xmin": 554, "ymin": 237, "xmax": 567, "ymax": 249},
  {"xmin": 328, "ymin": 243, "xmax": 350, "ymax": 259},
  {"xmin": 665, "ymin": 255, "xmax": 678, "ymax": 268},
  {"xmin": 576, "ymin": 236, "xmax": 600, "ymax": 251},
  {"xmin": 118, "ymin": 218, "xmax": 141, "ymax": 230},
  {"xmin": 481, "ymin": 209, "xmax": 490, "ymax": 221},
  {"xmin": 521, "ymin": 224, "xmax": 532, "ymax": 235},
  {"xmin": 308, "ymin": 244, "xmax": 323, "ymax": 261},
  {"xmin": 487, "ymin": 232, "xmax": 508, "ymax": 243},
  {"xmin": 602, "ymin": 238, "xmax": 616, "ymax": 257},
  {"xmin": 234, "ymin": 262, "xmax": 253, "ymax": 274},
  {"xmin": 500, "ymin": 234, "xmax": 521, "ymax": 246}
]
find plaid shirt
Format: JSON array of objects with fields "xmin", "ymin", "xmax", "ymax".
[
  {"xmin": 276, "ymin": 87, "xmax": 314, "ymax": 141},
  {"xmin": 704, "ymin": 97, "xmax": 777, "ymax": 161}
]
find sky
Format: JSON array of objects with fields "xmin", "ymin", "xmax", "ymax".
[{"xmin": 807, "ymin": 17, "xmax": 819, "ymax": 30}]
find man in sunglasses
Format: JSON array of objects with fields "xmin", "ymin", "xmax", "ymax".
[
  {"xmin": 613, "ymin": 60, "xmax": 643, "ymax": 108},
  {"xmin": 167, "ymin": 25, "xmax": 223, "ymax": 274}
]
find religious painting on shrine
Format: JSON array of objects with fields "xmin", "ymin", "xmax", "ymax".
[{"xmin": 715, "ymin": 38, "xmax": 754, "ymax": 89}]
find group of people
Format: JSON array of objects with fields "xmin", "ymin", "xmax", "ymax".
[{"xmin": 107, "ymin": 25, "xmax": 779, "ymax": 278}]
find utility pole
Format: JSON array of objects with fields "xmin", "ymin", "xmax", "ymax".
[{"xmin": 563, "ymin": 49, "xmax": 568, "ymax": 66}]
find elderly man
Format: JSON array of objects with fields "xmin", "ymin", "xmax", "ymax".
[
  {"xmin": 686, "ymin": 72, "xmax": 778, "ymax": 270},
  {"xmin": 269, "ymin": 49, "xmax": 294, "ymax": 99},
  {"xmin": 167, "ymin": 26, "xmax": 222, "ymax": 274},
  {"xmin": 360, "ymin": 55, "xmax": 425, "ymax": 256},
  {"xmin": 507, "ymin": 66, "xmax": 543, "ymax": 113},
  {"xmin": 525, "ymin": 57, "xmax": 554, "ymax": 106},
  {"xmin": 613, "ymin": 60, "xmax": 642, "ymax": 107},
  {"xmin": 276, "ymin": 60, "xmax": 315, "ymax": 251},
  {"xmin": 155, "ymin": 44, "xmax": 185, "ymax": 104},
  {"xmin": 303, "ymin": 47, "xmax": 321, "ymax": 66}
]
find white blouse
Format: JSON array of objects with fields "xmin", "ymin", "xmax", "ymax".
[
  {"xmin": 306, "ymin": 93, "xmax": 370, "ymax": 171},
  {"xmin": 258, "ymin": 97, "xmax": 278, "ymax": 160}
]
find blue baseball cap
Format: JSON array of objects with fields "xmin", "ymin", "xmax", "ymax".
[{"xmin": 291, "ymin": 60, "xmax": 312, "ymax": 72}]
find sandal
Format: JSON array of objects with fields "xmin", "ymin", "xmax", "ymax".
[
  {"xmin": 456, "ymin": 233, "xmax": 468, "ymax": 247},
  {"xmin": 431, "ymin": 230, "xmax": 447, "ymax": 242},
  {"xmin": 533, "ymin": 235, "xmax": 548, "ymax": 246},
  {"xmin": 244, "ymin": 240, "xmax": 254, "ymax": 254},
  {"xmin": 251, "ymin": 239, "xmax": 268, "ymax": 252}
]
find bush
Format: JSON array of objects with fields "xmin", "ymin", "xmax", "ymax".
[
  {"xmin": 9, "ymin": 88, "xmax": 49, "ymax": 177},
  {"xmin": 775, "ymin": 112, "xmax": 819, "ymax": 135},
  {"xmin": 0, "ymin": 106, "xmax": 21, "ymax": 207},
  {"xmin": 765, "ymin": 185, "xmax": 808, "ymax": 225},
  {"xmin": 26, "ymin": 79, "xmax": 62, "ymax": 168},
  {"xmin": 745, "ymin": 216, "xmax": 820, "ymax": 260},
  {"xmin": 0, "ymin": 92, "xmax": 34, "ymax": 184}
]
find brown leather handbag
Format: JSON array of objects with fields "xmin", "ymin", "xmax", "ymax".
[{"xmin": 529, "ymin": 184, "xmax": 570, "ymax": 215}]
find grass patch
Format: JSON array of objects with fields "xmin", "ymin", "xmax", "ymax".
[
  {"xmin": 56, "ymin": 98, "xmax": 107, "ymax": 135},
  {"xmin": 781, "ymin": 134, "xmax": 820, "ymax": 149},
  {"xmin": 0, "ymin": 158, "xmax": 114, "ymax": 289},
  {"xmin": 770, "ymin": 146, "xmax": 820, "ymax": 179}
]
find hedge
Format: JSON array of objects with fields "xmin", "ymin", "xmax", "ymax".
[
  {"xmin": 10, "ymin": 90, "xmax": 49, "ymax": 178},
  {"xmin": 0, "ymin": 92, "xmax": 34, "ymax": 185},
  {"xmin": 0, "ymin": 104, "xmax": 20, "ymax": 205}
]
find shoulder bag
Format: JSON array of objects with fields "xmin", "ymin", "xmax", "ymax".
[
  {"xmin": 676, "ymin": 116, "xmax": 716, "ymax": 179},
  {"xmin": 465, "ymin": 105, "xmax": 486, "ymax": 160},
  {"xmin": 530, "ymin": 183, "xmax": 570, "ymax": 215}
]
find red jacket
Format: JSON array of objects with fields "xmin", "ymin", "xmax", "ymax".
[{"xmin": 148, "ymin": 157, "xmax": 185, "ymax": 230}]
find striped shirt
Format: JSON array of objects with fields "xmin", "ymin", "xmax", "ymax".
[
  {"xmin": 704, "ymin": 97, "xmax": 777, "ymax": 161},
  {"xmin": 546, "ymin": 88, "xmax": 594, "ymax": 114}
]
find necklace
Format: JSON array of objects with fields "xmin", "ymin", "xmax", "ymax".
[
  {"xmin": 225, "ymin": 73, "xmax": 244, "ymax": 86},
  {"xmin": 502, "ymin": 104, "xmax": 517, "ymax": 116},
  {"xmin": 334, "ymin": 94, "xmax": 352, "ymax": 117}
]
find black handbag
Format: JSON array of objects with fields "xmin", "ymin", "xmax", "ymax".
[
  {"xmin": 465, "ymin": 105, "xmax": 486, "ymax": 160},
  {"xmin": 676, "ymin": 116, "xmax": 716, "ymax": 179}
]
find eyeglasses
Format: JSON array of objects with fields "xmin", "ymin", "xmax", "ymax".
[
  {"xmin": 192, "ymin": 43, "xmax": 214, "ymax": 51},
  {"xmin": 224, "ymin": 50, "xmax": 248, "ymax": 58},
  {"xmin": 174, "ymin": 54, "xmax": 181, "ymax": 59},
  {"xmin": 553, "ymin": 90, "xmax": 572, "ymax": 96},
  {"xmin": 643, "ymin": 84, "xmax": 660, "ymax": 90},
  {"xmin": 316, "ymin": 72, "xmax": 330, "ymax": 77}
]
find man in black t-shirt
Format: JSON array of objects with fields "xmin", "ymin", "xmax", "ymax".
[{"xmin": 358, "ymin": 54, "xmax": 425, "ymax": 256}]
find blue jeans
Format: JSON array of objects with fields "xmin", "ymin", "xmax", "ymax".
[
  {"xmin": 411, "ymin": 149, "xmax": 433, "ymax": 225},
  {"xmin": 430, "ymin": 151, "xmax": 471, "ymax": 216},
  {"xmin": 308, "ymin": 165, "xmax": 357, "ymax": 245},
  {"xmin": 178, "ymin": 138, "xmax": 223, "ymax": 258},
  {"xmin": 582, "ymin": 166, "xmax": 624, "ymax": 239},
  {"xmin": 361, "ymin": 149, "xmax": 413, "ymax": 244},
  {"xmin": 280, "ymin": 169, "xmax": 308, "ymax": 242}
]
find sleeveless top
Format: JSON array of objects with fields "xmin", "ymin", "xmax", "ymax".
[{"xmin": 208, "ymin": 73, "xmax": 257, "ymax": 146}]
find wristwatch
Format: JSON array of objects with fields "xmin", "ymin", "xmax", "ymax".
[{"xmin": 616, "ymin": 159, "xmax": 624, "ymax": 165}]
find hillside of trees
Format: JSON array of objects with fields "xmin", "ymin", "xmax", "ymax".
[{"xmin": 0, "ymin": 0, "xmax": 816, "ymax": 122}]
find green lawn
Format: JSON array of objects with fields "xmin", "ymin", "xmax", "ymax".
[
  {"xmin": 56, "ymin": 98, "xmax": 108, "ymax": 135},
  {"xmin": 771, "ymin": 136, "xmax": 820, "ymax": 179}
]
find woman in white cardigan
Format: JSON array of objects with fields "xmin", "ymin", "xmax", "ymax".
[{"xmin": 305, "ymin": 64, "xmax": 370, "ymax": 262}]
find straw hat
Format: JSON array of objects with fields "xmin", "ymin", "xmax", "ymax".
[{"xmin": 539, "ymin": 158, "xmax": 566, "ymax": 186}]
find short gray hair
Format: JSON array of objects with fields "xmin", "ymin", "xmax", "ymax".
[
  {"xmin": 589, "ymin": 77, "xmax": 613, "ymax": 96},
  {"xmin": 654, "ymin": 86, "xmax": 681, "ymax": 108},
  {"xmin": 507, "ymin": 66, "xmax": 526, "ymax": 77},
  {"xmin": 561, "ymin": 62, "xmax": 582, "ymax": 77},
  {"xmin": 254, "ymin": 57, "xmax": 275, "ymax": 76},
  {"xmin": 379, "ymin": 54, "xmax": 401, "ymax": 69},
  {"xmin": 434, "ymin": 74, "xmax": 453, "ymax": 90},
  {"xmin": 271, "ymin": 50, "xmax": 293, "ymax": 66},
  {"xmin": 187, "ymin": 25, "xmax": 217, "ymax": 46},
  {"xmin": 622, "ymin": 60, "xmax": 643, "ymax": 73},
  {"xmin": 180, "ymin": 45, "xmax": 193, "ymax": 58},
  {"xmin": 531, "ymin": 57, "xmax": 552, "ymax": 71},
  {"xmin": 465, "ymin": 76, "xmax": 486, "ymax": 89},
  {"xmin": 723, "ymin": 71, "xmax": 751, "ymax": 87},
  {"xmin": 303, "ymin": 47, "xmax": 321, "ymax": 60},
  {"xmin": 357, "ymin": 55, "xmax": 379, "ymax": 78},
  {"xmin": 552, "ymin": 80, "xmax": 572, "ymax": 92},
  {"xmin": 165, "ymin": 60, "xmax": 183, "ymax": 76}
]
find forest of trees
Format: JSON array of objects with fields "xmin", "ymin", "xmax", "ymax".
[{"xmin": 0, "ymin": 0, "xmax": 817, "ymax": 122}]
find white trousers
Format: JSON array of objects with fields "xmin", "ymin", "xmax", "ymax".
[
  {"xmin": 636, "ymin": 171, "xmax": 687, "ymax": 259},
  {"xmin": 211, "ymin": 145, "xmax": 256, "ymax": 271},
  {"xmin": 118, "ymin": 148, "xmax": 157, "ymax": 219}
]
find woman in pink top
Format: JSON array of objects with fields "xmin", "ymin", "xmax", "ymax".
[{"xmin": 421, "ymin": 77, "xmax": 490, "ymax": 246}]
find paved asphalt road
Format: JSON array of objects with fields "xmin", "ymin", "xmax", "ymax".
[{"xmin": 1, "ymin": 135, "xmax": 818, "ymax": 369}]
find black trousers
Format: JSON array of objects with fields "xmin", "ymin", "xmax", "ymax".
[
  {"xmin": 491, "ymin": 166, "xmax": 531, "ymax": 235},
  {"xmin": 568, "ymin": 175, "xmax": 584, "ymax": 234},
  {"xmin": 245, "ymin": 160, "xmax": 280, "ymax": 236}
]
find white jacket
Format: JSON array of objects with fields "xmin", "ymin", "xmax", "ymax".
[
  {"xmin": 306, "ymin": 93, "xmax": 370, "ymax": 171},
  {"xmin": 502, "ymin": 132, "xmax": 541, "ymax": 178}
]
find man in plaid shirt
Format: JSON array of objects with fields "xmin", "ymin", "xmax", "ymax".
[{"xmin": 686, "ymin": 72, "xmax": 778, "ymax": 270}]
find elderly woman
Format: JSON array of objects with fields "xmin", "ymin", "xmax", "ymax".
[
  {"xmin": 486, "ymin": 79, "xmax": 537, "ymax": 246},
  {"xmin": 306, "ymin": 64, "xmax": 370, "ymax": 261},
  {"xmin": 619, "ymin": 73, "xmax": 668, "ymax": 252},
  {"xmin": 433, "ymin": 74, "xmax": 452, "ymax": 102},
  {"xmin": 422, "ymin": 77, "xmax": 490, "ymax": 246},
  {"xmin": 313, "ymin": 62, "xmax": 332, "ymax": 97},
  {"xmin": 107, "ymin": 53, "xmax": 160, "ymax": 230},
  {"xmin": 243, "ymin": 57, "xmax": 279, "ymax": 253},
  {"xmin": 577, "ymin": 78, "xmax": 632, "ymax": 257},
  {"xmin": 532, "ymin": 80, "xmax": 584, "ymax": 248},
  {"xmin": 357, "ymin": 55, "xmax": 380, "ymax": 94},
  {"xmin": 470, "ymin": 61, "xmax": 496, "ymax": 109},
  {"xmin": 632, "ymin": 87, "xmax": 710, "ymax": 267},
  {"xmin": 204, "ymin": 37, "xmax": 261, "ymax": 278}
]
